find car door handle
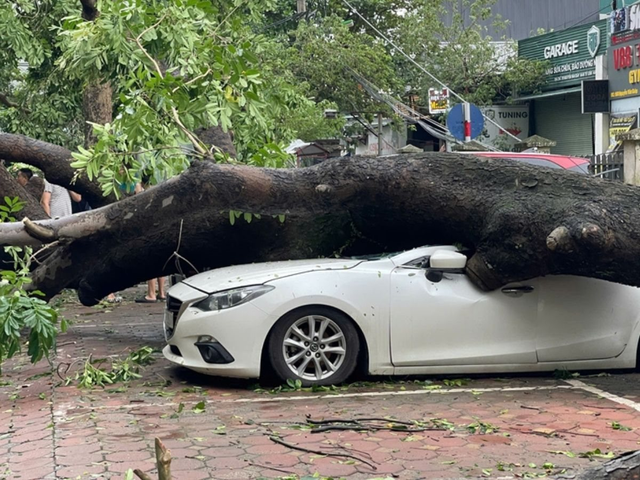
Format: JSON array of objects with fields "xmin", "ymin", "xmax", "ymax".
[{"xmin": 501, "ymin": 286, "xmax": 534, "ymax": 297}]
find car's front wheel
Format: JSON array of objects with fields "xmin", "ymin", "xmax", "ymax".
[{"xmin": 267, "ymin": 307, "xmax": 360, "ymax": 386}]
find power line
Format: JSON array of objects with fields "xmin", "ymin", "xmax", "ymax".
[
  {"xmin": 340, "ymin": 0, "xmax": 522, "ymax": 143},
  {"xmin": 348, "ymin": 67, "xmax": 500, "ymax": 151},
  {"xmin": 562, "ymin": 3, "xmax": 611, "ymax": 31}
]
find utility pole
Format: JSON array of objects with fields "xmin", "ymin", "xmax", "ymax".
[
  {"xmin": 377, "ymin": 112, "xmax": 383, "ymax": 156},
  {"xmin": 297, "ymin": 0, "xmax": 306, "ymax": 14}
]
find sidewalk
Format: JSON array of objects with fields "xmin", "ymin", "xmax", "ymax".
[{"xmin": 2, "ymin": 292, "xmax": 640, "ymax": 479}]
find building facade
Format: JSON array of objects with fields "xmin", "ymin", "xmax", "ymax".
[
  {"xmin": 606, "ymin": 2, "xmax": 640, "ymax": 151},
  {"xmin": 518, "ymin": 20, "xmax": 607, "ymax": 156},
  {"xmin": 442, "ymin": 0, "xmax": 602, "ymax": 41}
]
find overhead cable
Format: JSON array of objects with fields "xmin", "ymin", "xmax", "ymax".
[{"xmin": 341, "ymin": 0, "xmax": 521, "ymax": 143}]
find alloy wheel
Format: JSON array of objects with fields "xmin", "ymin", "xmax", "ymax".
[{"xmin": 282, "ymin": 315, "xmax": 347, "ymax": 381}]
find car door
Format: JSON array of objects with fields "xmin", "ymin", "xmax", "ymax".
[
  {"xmin": 389, "ymin": 266, "xmax": 538, "ymax": 367},
  {"xmin": 536, "ymin": 276, "xmax": 640, "ymax": 362}
]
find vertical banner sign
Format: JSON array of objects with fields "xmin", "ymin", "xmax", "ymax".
[
  {"xmin": 611, "ymin": 7, "xmax": 629, "ymax": 35},
  {"xmin": 607, "ymin": 113, "xmax": 637, "ymax": 152},
  {"xmin": 428, "ymin": 88, "xmax": 449, "ymax": 114},
  {"xmin": 581, "ymin": 80, "xmax": 609, "ymax": 113}
]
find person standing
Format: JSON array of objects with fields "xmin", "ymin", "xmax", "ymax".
[
  {"xmin": 16, "ymin": 168, "xmax": 33, "ymax": 187},
  {"xmin": 41, "ymin": 179, "xmax": 77, "ymax": 218},
  {"xmin": 135, "ymin": 174, "xmax": 166, "ymax": 303}
]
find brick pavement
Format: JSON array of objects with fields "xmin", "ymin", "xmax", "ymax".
[{"xmin": 2, "ymin": 292, "xmax": 640, "ymax": 479}]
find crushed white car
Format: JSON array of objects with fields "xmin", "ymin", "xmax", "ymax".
[{"xmin": 163, "ymin": 246, "xmax": 640, "ymax": 386}]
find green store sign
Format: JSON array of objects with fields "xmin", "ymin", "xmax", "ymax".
[{"xmin": 519, "ymin": 20, "xmax": 607, "ymax": 90}]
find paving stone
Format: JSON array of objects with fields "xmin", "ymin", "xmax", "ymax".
[
  {"xmin": 468, "ymin": 434, "xmax": 512, "ymax": 445},
  {"xmin": 55, "ymin": 437, "xmax": 101, "ymax": 448},
  {"xmin": 200, "ymin": 446, "xmax": 247, "ymax": 457},
  {"xmin": 56, "ymin": 442, "xmax": 103, "ymax": 457},
  {"xmin": 205, "ymin": 456, "xmax": 249, "ymax": 470},
  {"xmin": 105, "ymin": 450, "xmax": 153, "ymax": 463},
  {"xmin": 105, "ymin": 460, "xmax": 156, "ymax": 474},
  {"xmin": 213, "ymin": 468, "xmax": 260, "ymax": 479},
  {"xmin": 56, "ymin": 452, "xmax": 105, "ymax": 467},
  {"xmin": 245, "ymin": 443, "xmax": 289, "ymax": 455},
  {"xmin": 164, "ymin": 469, "xmax": 212, "ymax": 480},
  {"xmin": 8, "ymin": 456, "xmax": 54, "ymax": 472},
  {"xmin": 252, "ymin": 452, "xmax": 301, "ymax": 467},
  {"xmin": 11, "ymin": 439, "xmax": 51, "ymax": 453},
  {"xmin": 7, "ymin": 463, "xmax": 55, "ymax": 480},
  {"xmin": 8, "ymin": 290, "xmax": 640, "ymax": 480},
  {"xmin": 308, "ymin": 458, "xmax": 358, "ymax": 478},
  {"xmin": 55, "ymin": 465, "xmax": 106, "ymax": 479},
  {"xmin": 171, "ymin": 457, "xmax": 208, "ymax": 471}
]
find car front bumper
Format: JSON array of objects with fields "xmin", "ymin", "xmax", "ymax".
[{"xmin": 162, "ymin": 282, "xmax": 272, "ymax": 379}]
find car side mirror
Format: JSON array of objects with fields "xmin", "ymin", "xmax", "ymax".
[{"xmin": 425, "ymin": 250, "xmax": 467, "ymax": 283}]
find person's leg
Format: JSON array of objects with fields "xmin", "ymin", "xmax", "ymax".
[
  {"xmin": 146, "ymin": 278, "xmax": 158, "ymax": 300},
  {"xmin": 135, "ymin": 280, "xmax": 157, "ymax": 303},
  {"xmin": 158, "ymin": 277, "xmax": 166, "ymax": 300},
  {"xmin": 147, "ymin": 279, "xmax": 157, "ymax": 299}
]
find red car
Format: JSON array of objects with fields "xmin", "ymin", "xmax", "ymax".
[{"xmin": 468, "ymin": 152, "xmax": 590, "ymax": 174}]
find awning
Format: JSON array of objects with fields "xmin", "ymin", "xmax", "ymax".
[{"xmin": 512, "ymin": 86, "xmax": 582, "ymax": 102}]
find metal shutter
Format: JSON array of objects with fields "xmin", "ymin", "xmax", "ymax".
[{"xmin": 534, "ymin": 93, "xmax": 593, "ymax": 156}]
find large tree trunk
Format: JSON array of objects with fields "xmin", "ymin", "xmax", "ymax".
[
  {"xmin": 1, "ymin": 152, "xmax": 640, "ymax": 306},
  {"xmin": 0, "ymin": 133, "xmax": 114, "ymax": 207},
  {"xmin": 576, "ymin": 451, "xmax": 640, "ymax": 479},
  {"xmin": 0, "ymin": 163, "xmax": 48, "ymax": 221},
  {"xmin": 82, "ymin": 81, "xmax": 113, "ymax": 148}
]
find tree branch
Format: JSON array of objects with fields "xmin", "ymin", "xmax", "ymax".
[
  {"xmin": 79, "ymin": 0, "xmax": 99, "ymax": 21},
  {"xmin": 0, "ymin": 93, "xmax": 31, "ymax": 114},
  {"xmin": 131, "ymin": 17, "xmax": 210, "ymax": 158},
  {"xmin": 0, "ymin": 133, "xmax": 115, "ymax": 207}
]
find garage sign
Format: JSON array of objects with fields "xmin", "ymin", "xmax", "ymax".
[{"xmin": 519, "ymin": 20, "xmax": 606, "ymax": 91}]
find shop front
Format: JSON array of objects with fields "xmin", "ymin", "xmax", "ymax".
[
  {"xmin": 607, "ymin": 3, "xmax": 640, "ymax": 151},
  {"xmin": 518, "ymin": 20, "xmax": 607, "ymax": 156}
]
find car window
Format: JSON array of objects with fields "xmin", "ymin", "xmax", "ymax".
[
  {"xmin": 568, "ymin": 163, "xmax": 589, "ymax": 174},
  {"xmin": 404, "ymin": 256, "xmax": 430, "ymax": 268},
  {"xmin": 492, "ymin": 157, "xmax": 562, "ymax": 169},
  {"xmin": 348, "ymin": 252, "xmax": 401, "ymax": 261}
]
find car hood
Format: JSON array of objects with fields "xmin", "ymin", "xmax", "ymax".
[{"xmin": 181, "ymin": 258, "xmax": 364, "ymax": 294}]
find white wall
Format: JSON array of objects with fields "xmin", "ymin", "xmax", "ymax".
[{"xmin": 355, "ymin": 121, "xmax": 407, "ymax": 156}]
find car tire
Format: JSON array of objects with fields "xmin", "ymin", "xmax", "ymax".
[{"xmin": 267, "ymin": 307, "xmax": 360, "ymax": 387}]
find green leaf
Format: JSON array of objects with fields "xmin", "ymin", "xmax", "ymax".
[
  {"xmin": 611, "ymin": 421, "xmax": 632, "ymax": 431},
  {"xmin": 193, "ymin": 401, "xmax": 206, "ymax": 414}
]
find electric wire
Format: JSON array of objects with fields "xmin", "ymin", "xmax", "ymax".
[{"xmin": 341, "ymin": 0, "xmax": 522, "ymax": 143}]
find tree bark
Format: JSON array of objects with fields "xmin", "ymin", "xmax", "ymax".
[
  {"xmin": 80, "ymin": 0, "xmax": 99, "ymax": 21},
  {"xmin": 1, "ymin": 152, "xmax": 640, "ymax": 305},
  {"xmin": 576, "ymin": 450, "xmax": 640, "ymax": 479},
  {"xmin": 0, "ymin": 133, "xmax": 114, "ymax": 207},
  {"xmin": 195, "ymin": 126, "xmax": 237, "ymax": 157},
  {"xmin": 0, "ymin": 163, "xmax": 48, "ymax": 221},
  {"xmin": 82, "ymin": 81, "xmax": 113, "ymax": 148}
]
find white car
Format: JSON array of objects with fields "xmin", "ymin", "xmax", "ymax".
[{"xmin": 162, "ymin": 246, "xmax": 640, "ymax": 386}]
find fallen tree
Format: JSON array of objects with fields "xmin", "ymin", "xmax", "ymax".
[
  {"xmin": 0, "ymin": 133, "xmax": 114, "ymax": 208},
  {"xmin": 1, "ymin": 150, "xmax": 639, "ymax": 306}
]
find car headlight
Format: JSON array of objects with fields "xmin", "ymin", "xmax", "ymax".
[{"xmin": 193, "ymin": 285, "xmax": 274, "ymax": 312}]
